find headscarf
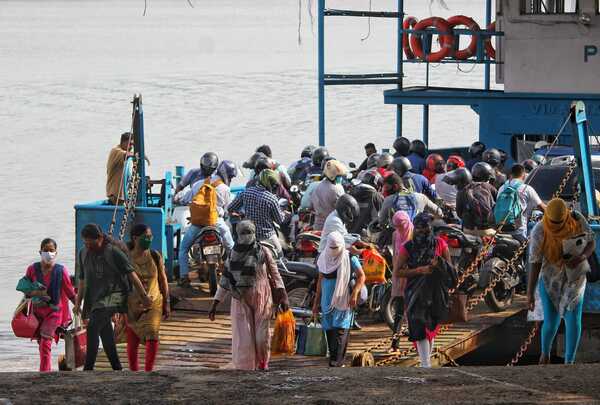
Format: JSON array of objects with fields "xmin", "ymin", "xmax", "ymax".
[
  {"xmin": 220, "ymin": 220, "xmax": 263, "ymax": 299},
  {"xmin": 392, "ymin": 211, "xmax": 414, "ymax": 255},
  {"xmin": 317, "ymin": 231, "xmax": 351, "ymax": 311},
  {"xmin": 405, "ymin": 212, "xmax": 437, "ymax": 269},
  {"xmin": 323, "ymin": 160, "xmax": 348, "ymax": 182},
  {"xmin": 258, "ymin": 169, "xmax": 280, "ymax": 192},
  {"xmin": 541, "ymin": 198, "xmax": 581, "ymax": 265}
]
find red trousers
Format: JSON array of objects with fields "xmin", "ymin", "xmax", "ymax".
[
  {"xmin": 126, "ymin": 327, "xmax": 159, "ymax": 371},
  {"xmin": 39, "ymin": 338, "xmax": 52, "ymax": 372}
]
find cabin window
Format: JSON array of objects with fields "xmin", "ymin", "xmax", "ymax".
[{"xmin": 520, "ymin": 0, "xmax": 578, "ymax": 14}]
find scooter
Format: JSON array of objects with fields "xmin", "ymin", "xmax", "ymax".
[{"xmin": 188, "ymin": 226, "xmax": 225, "ymax": 296}]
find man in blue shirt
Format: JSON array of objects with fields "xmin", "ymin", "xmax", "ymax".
[
  {"xmin": 406, "ymin": 140, "xmax": 427, "ymax": 174},
  {"xmin": 391, "ymin": 157, "xmax": 436, "ymax": 201}
]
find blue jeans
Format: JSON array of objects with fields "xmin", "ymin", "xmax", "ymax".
[
  {"xmin": 178, "ymin": 219, "xmax": 234, "ymax": 279},
  {"xmin": 539, "ymin": 278, "xmax": 584, "ymax": 364}
]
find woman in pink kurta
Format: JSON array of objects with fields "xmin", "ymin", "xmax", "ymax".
[
  {"xmin": 22, "ymin": 238, "xmax": 76, "ymax": 372},
  {"xmin": 209, "ymin": 221, "xmax": 288, "ymax": 370}
]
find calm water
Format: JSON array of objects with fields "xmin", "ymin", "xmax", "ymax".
[{"xmin": 0, "ymin": 0, "xmax": 493, "ymax": 370}]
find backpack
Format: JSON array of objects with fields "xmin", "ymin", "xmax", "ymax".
[
  {"xmin": 463, "ymin": 182, "xmax": 495, "ymax": 229},
  {"xmin": 494, "ymin": 181, "xmax": 523, "ymax": 230},
  {"xmin": 190, "ymin": 178, "xmax": 222, "ymax": 227},
  {"xmin": 392, "ymin": 192, "xmax": 418, "ymax": 221},
  {"xmin": 401, "ymin": 175, "xmax": 416, "ymax": 194}
]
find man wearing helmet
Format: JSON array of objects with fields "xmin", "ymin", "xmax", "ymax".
[
  {"xmin": 376, "ymin": 153, "xmax": 394, "ymax": 177},
  {"xmin": 228, "ymin": 169, "xmax": 286, "ymax": 255},
  {"xmin": 309, "ymin": 160, "xmax": 347, "ymax": 231},
  {"xmin": 302, "ymin": 146, "xmax": 330, "ymax": 183},
  {"xmin": 392, "ymin": 137, "xmax": 411, "ymax": 158},
  {"xmin": 423, "ymin": 153, "xmax": 445, "ymax": 184},
  {"xmin": 288, "ymin": 145, "xmax": 316, "ymax": 184},
  {"xmin": 435, "ymin": 156, "xmax": 466, "ymax": 209},
  {"xmin": 254, "ymin": 145, "xmax": 291, "ymax": 189},
  {"xmin": 349, "ymin": 169, "xmax": 384, "ymax": 234},
  {"xmin": 318, "ymin": 194, "xmax": 369, "ymax": 254},
  {"xmin": 456, "ymin": 162, "xmax": 498, "ymax": 237},
  {"xmin": 175, "ymin": 152, "xmax": 219, "ymax": 194},
  {"xmin": 357, "ymin": 143, "xmax": 378, "ymax": 172},
  {"xmin": 482, "ymin": 148, "xmax": 507, "ymax": 189},
  {"xmin": 390, "ymin": 157, "xmax": 436, "ymax": 201},
  {"xmin": 175, "ymin": 152, "xmax": 236, "ymax": 286},
  {"xmin": 406, "ymin": 139, "xmax": 427, "ymax": 174},
  {"xmin": 466, "ymin": 141, "xmax": 486, "ymax": 170}
]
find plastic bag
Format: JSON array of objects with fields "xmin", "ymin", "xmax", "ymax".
[
  {"xmin": 271, "ymin": 309, "xmax": 296, "ymax": 355},
  {"xmin": 361, "ymin": 248, "xmax": 387, "ymax": 285}
]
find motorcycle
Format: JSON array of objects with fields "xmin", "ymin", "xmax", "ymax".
[
  {"xmin": 479, "ymin": 233, "xmax": 526, "ymax": 312},
  {"xmin": 188, "ymin": 226, "xmax": 225, "ymax": 296}
]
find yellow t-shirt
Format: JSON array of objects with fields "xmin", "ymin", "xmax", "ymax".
[{"xmin": 106, "ymin": 145, "xmax": 127, "ymax": 200}]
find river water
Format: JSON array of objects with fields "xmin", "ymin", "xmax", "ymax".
[{"xmin": 0, "ymin": 0, "xmax": 494, "ymax": 370}]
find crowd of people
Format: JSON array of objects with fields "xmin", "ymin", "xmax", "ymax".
[{"xmin": 16, "ymin": 132, "xmax": 596, "ymax": 372}]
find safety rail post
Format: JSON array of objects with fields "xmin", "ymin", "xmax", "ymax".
[
  {"xmin": 318, "ymin": 0, "xmax": 326, "ymax": 146},
  {"xmin": 132, "ymin": 95, "xmax": 147, "ymax": 207},
  {"xmin": 396, "ymin": 0, "xmax": 404, "ymax": 138},
  {"xmin": 484, "ymin": 0, "xmax": 492, "ymax": 90},
  {"xmin": 571, "ymin": 101, "xmax": 599, "ymax": 217}
]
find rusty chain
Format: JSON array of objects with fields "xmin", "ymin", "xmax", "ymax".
[
  {"xmin": 507, "ymin": 323, "xmax": 539, "ymax": 366},
  {"xmin": 108, "ymin": 154, "xmax": 141, "ymax": 240}
]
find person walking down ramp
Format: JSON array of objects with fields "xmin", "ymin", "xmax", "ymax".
[
  {"xmin": 208, "ymin": 221, "xmax": 289, "ymax": 370},
  {"xmin": 16, "ymin": 238, "xmax": 76, "ymax": 372},
  {"xmin": 312, "ymin": 231, "xmax": 366, "ymax": 367},
  {"xmin": 126, "ymin": 224, "xmax": 170, "ymax": 372},
  {"xmin": 528, "ymin": 198, "xmax": 595, "ymax": 364},
  {"xmin": 74, "ymin": 224, "xmax": 152, "ymax": 371}
]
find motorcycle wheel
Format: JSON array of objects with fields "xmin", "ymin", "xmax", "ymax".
[
  {"xmin": 287, "ymin": 283, "xmax": 313, "ymax": 309},
  {"xmin": 380, "ymin": 288, "xmax": 395, "ymax": 331},
  {"xmin": 484, "ymin": 283, "xmax": 514, "ymax": 312},
  {"xmin": 208, "ymin": 264, "xmax": 218, "ymax": 297}
]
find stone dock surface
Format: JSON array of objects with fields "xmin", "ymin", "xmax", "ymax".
[{"xmin": 1, "ymin": 364, "xmax": 599, "ymax": 404}]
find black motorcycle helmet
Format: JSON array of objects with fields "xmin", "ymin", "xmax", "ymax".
[
  {"xmin": 242, "ymin": 152, "xmax": 266, "ymax": 169},
  {"xmin": 409, "ymin": 139, "xmax": 427, "ymax": 158},
  {"xmin": 312, "ymin": 147, "xmax": 330, "ymax": 167},
  {"xmin": 443, "ymin": 167, "xmax": 472, "ymax": 190},
  {"xmin": 393, "ymin": 137, "xmax": 411, "ymax": 156},
  {"xmin": 254, "ymin": 156, "xmax": 275, "ymax": 175},
  {"xmin": 471, "ymin": 162, "xmax": 494, "ymax": 182},
  {"xmin": 357, "ymin": 169, "xmax": 383, "ymax": 190},
  {"xmin": 320, "ymin": 156, "xmax": 336, "ymax": 171},
  {"xmin": 301, "ymin": 145, "xmax": 317, "ymax": 159},
  {"xmin": 482, "ymin": 148, "xmax": 502, "ymax": 168},
  {"xmin": 469, "ymin": 141, "xmax": 486, "ymax": 159},
  {"xmin": 335, "ymin": 194, "xmax": 360, "ymax": 226},
  {"xmin": 200, "ymin": 152, "xmax": 219, "ymax": 176},
  {"xmin": 377, "ymin": 153, "xmax": 394, "ymax": 169},
  {"xmin": 391, "ymin": 157, "xmax": 412, "ymax": 177},
  {"xmin": 366, "ymin": 153, "xmax": 381, "ymax": 169},
  {"xmin": 521, "ymin": 159, "xmax": 538, "ymax": 173}
]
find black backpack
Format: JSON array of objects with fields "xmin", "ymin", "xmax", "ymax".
[{"xmin": 462, "ymin": 182, "xmax": 495, "ymax": 229}]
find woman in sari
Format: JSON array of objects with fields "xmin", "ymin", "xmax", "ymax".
[
  {"xmin": 390, "ymin": 211, "xmax": 414, "ymax": 352},
  {"xmin": 312, "ymin": 231, "xmax": 366, "ymax": 367},
  {"xmin": 126, "ymin": 224, "xmax": 170, "ymax": 372},
  {"xmin": 17, "ymin": 238, "xmax": 76, "ymax": 372},
  {"xmin": 209, "ymin": 220, "xmax": 289, "ymax": 370},
  {"xmin": 528, "ymin": 198, "xmax": 595, "ymax": 364},
  {"xmin": 396, "ymin": 213, "xmax": 451, "ymax": 367}
]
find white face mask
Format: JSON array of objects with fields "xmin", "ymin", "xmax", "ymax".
[{"xmin": 40, "ymin": 251, "xmax": 57, "ymax": 264}]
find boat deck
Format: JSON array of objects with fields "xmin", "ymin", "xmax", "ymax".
[{"xmin": 95, "ymin": 284, "xmax": 526, "ymax": 370}]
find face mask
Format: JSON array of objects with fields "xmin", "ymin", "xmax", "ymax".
[
  {"xmin": 238, "ymin": 233, "xmax": 255, "ymax": 245},
  {"xmin": 139, "ymin": 237, "xmax": 153, "ymax": 250},
  {"xmin": 40, "ymin": 251, "xmax": 57, "ymax": 264}
]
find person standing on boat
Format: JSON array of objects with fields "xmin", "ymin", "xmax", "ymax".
[
  {"xmin": 406, "ymin": 140, "xmax": 427, "ymax": 175},
  {"xmin": 357, "ymin": 142, "xmax": 377, "ymax": 173},
  {"xmin": 395, "ymin": 213, "xmax": 452, "ymax": 368},
  {"xmin": 16, "ymin": 238, "xmax": 76, "ymax": 372},
  {"xmin": 74, "ymin": 224, "xmax": 152, "ymax": 371},
  {"xmin": 208, "ymin": 220, "xmax": 288, "ymax": 370},
  {"xmin": 527, "ymin": 198, "xmax": 595, "ymax": 364},
  {"xmin": 228, "ymin": 169, "xmax": 286, "ymax": 255},
  {"xmin": 456, "ymin": 162, "xmax": 498, "ymax": 238},
  {"xmin": 106, "ymin": 132, "xmax": 133, "ymax": 205},
  {"xmin": 312, "ymin": 231, "xmax": 366, "ymax": 367},
  {"xmin": 175, "ymin": 152, "xmax": 235, "ymax": 287},
  {"xmin": 310, "ymin": 160, "xmax": 347, "ymax": 231},
  {"xmin": 391, "ymin": 157, "xmax": 436, "ymax": 201},
  {"xmin": 126, "ymin": 224, "xmax": 170, "ymax": 372}
]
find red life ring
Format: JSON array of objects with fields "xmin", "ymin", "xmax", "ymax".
[
  {"xmin": 447, "ymin": 15, "xmax": 481, "ymax": 60},
  {"xmin": 402, "ymin": 16, "xmax": 418, "ymax": 60},
  {"xmin": 410, "ymin": 17, "xmax": 454, "ymax": 63},
  {"xmin": 484, "ymin": 21, "xmax": 496, "ymax": 60}
]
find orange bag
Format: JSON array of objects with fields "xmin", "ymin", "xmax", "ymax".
[
  {"xmin": 271, "ymin": 309, "xmax": 296, "ymax": 355},
  {"xmin": 361, "ymin": 247, "xmax": 387, "ymax": 285}
]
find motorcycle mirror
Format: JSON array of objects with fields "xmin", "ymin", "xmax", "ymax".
[{"xmin": 349, "ymin": 162, "xmax": 357, "ymax": 169}]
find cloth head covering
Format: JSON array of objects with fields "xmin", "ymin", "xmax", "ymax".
[
  {"xmin": 317, "ymin": 231, "xmax": 352, "ymax": 311},
  {"xmin": 258, "ymin": 169, "xmax": 280, "ymax": 191},
  {"xmin": 406, "ymin": 212, "xmax": 437, "ymax": 269},
  {"xmin": 323, "ymin": 160, "xmax": 348, "ymax": 182},
  {"xmin": 541, "ymin": 198, "xmax": 581, "ymax": 265},
  {"xmin": 392, "ymin": 211, "xmax": 414, "ymax": 255}
]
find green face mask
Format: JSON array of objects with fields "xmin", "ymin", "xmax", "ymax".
[{"xmin": 139, "ymin": 236, "xmax": 153, "ymax": 250}]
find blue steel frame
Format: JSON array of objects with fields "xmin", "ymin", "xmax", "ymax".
[{"xmin": 317, "ymin": 0, "xmax": 501, "ymax": 147}]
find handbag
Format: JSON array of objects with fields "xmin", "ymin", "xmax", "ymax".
[
  {"xmin": 445, "ymin": 293, "xmax": 469, "ymax": 324},
  {"xmin": 64, "ymin": 314, "xmax": 87, "ymax": 370},
  {"xmin": 298, "ymin": 320, "xmax": 328, "ymax": 356},
  {"xmin": 11, "ymin": 299, "xmax": 39, "ymax": 339}
]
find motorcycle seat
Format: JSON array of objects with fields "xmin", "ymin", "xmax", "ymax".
[{"xmin": 280, "ymin": 260, "xmax": 318, "ymax": 279}]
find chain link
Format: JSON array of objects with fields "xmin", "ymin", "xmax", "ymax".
[
  {"xmin": 507, "ymin": 323, "xmax": 539, "ymax": 366},
  {"xmin": 108, "ymin": 154, "xmax": 141, "ymax": 241}
]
